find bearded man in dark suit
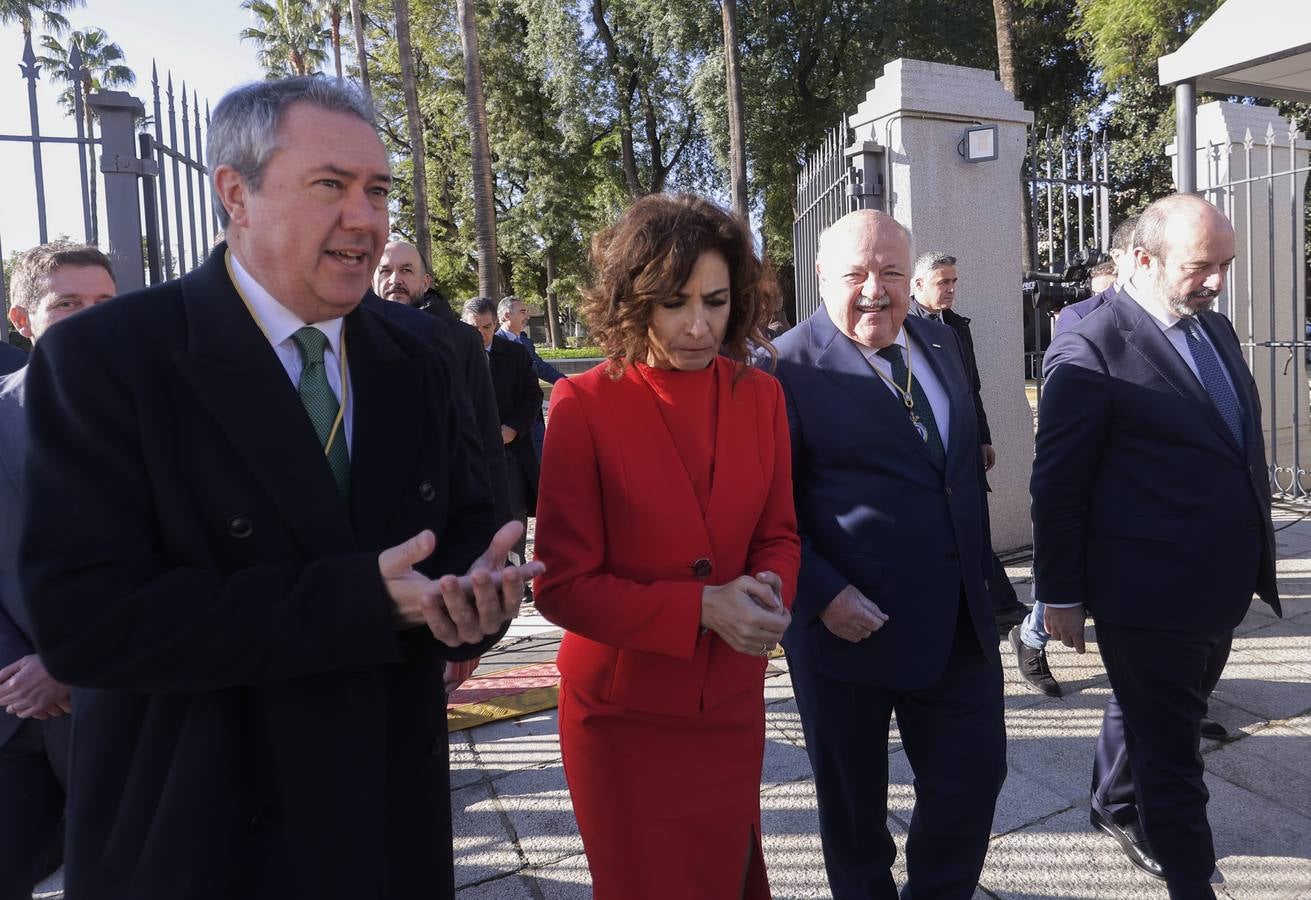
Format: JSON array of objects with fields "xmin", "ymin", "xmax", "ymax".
[{"xmin": 1032, "ymin": 194, "xmax": 1279, "ymax": 898}]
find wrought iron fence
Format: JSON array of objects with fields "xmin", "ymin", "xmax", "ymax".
[
  {"xmin": 1021, "ymin": 128, "xmax": 1114, "ymax": 384},
  {"xmin": 792, "ymin": 118, "xmax": 884, "ymax": 323},
  {"xmin": 1197, "ymin": 123, "xmax": 1311, "ymax": 501},
  {"xmin": 1, "ymin": 33, "xmax": 213, "ymax": 339}
]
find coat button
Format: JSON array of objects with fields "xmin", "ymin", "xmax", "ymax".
[
  {"xmin": 946, "ymin": 550, "xmax": 958, "ymax": 561},
  {"xmin": 227, "ymin": 515, "xmax": 253, "ymax": 539},
  {"xmin": 418, "ymin": 480, "xmax": 436, "ymax": 502},
  {"xmin": 692, "ymin": 558, "xmax": 713, "ymax": 578},
  {"xmin": 944, "ymin": 485, "xmax": 953, "ymax": 496}
]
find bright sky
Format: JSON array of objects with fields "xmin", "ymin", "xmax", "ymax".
[{"xmin": 0, "ymin": 0, "xmax": 266, "ymax": 255}]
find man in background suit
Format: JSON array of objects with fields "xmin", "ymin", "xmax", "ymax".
[
  {"xmin": 1032, "ymin": 194, "xmax": 1279, "ymax": 898},
  {"xmin": 374, "ymin": 240, "xmax": 510, "ymax": 526},
  {"xmin": 19, "ymin": 77, "xmax": 537, "ymax": 900},
  {"xmin": 495, "ymin": 295, "xmax": 563, "ymax": 460},
  {"xmin": 464, "ymin": 297, "xmax": 542, "ymax": 570},
  {"xmin": 774, "ymin": 210, "xmax": 1005, "ymax": 899},
  {"xmin": 908, "ymin": 251, "xmax": 1029, "ymax": 636},
  {"xmin": 0, "ymin": 242, "xmax": 116, "ymax": 900}
]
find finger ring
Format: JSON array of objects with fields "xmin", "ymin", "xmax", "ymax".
[{"xmin": 759, "ymin": 643, "xmax": 769, "ymax": 656}]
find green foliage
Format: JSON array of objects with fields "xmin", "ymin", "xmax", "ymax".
[
  {"xmin": 537, "ymin": 346, "xmax": 602, "ymax": 359},
  {"xmin": 240, "ymin": 0, "xmax": 332, "ymax": 76},
  {"xmin": 0, "ymin": 0, "xmax": 80, "ymax": 37},
  {"xmin": 1074, "ymin": 0, "xmax": 1221, "ymax": 91},
  {"xmin": 37, "ymin": 27, "xmax": 136, "ymax": 115}
]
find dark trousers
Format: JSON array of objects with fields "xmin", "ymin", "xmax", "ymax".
[
  {"xmin": 1094, "ymin": 621, "xmax": 1233, "ymax": 900},
  {"xmin": 506, "ymin": 449, "xmax": 530, "ymax": 566},
  {"xmin": 790, "ymin": 605, "xmax": 1006, "ymax": 900},
  {"xmin": 0, "ymin": 716, "xmax": 70, "ymax": 900},
  {"xmin": 1091, "ymin": 637, "xmax": 1231, "ymax": 828}
]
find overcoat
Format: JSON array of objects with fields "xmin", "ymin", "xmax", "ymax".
[{"xmin": 19, "ymin": 245, "xmax": 501, "ymax": 900}]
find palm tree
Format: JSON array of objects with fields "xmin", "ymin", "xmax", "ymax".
[
  {"xmin": 721, "ymin": 0, "xmax": 747, "ymax": 221},
  {"xmin": 38, "ymin": 27, "xmax": 134, "ymax": 245},
  {"xmin": 316, "ymin": 0, "xmax": 344, "ymax": 81},
  {"xmin": 348, "ymin": 0, "xmax": 371, "ymax": 103},
  {"xmin": 0, "ymin": 0, "xmax": 80, "ymax": 42},
  {"xmin": 455, "ymin": 0, "xmax": 498, "ymax": 298},
  {"xmin": 240, "ymin": 0, "xmax": 330, "ymax": 77},
  {"xmin": 392, "ymin": 0, "xmax": 432, "ymax": 268}
]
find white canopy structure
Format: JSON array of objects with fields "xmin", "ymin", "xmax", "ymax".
[{"xmin": 1157, "ymin": 0, "xmax": 1311, "ymax": 190}]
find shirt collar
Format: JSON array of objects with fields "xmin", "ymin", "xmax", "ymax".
[
  {"xmin": 1122, "ymin": 277, "xmax": 1182, "ymax": 333},
  {"xmin": 229, "ymin": 251, "xmax": 344, "ymax": 355},
  {"xmin": 854, "ymin": 326, "xmax": 909, "ymax": 364}
]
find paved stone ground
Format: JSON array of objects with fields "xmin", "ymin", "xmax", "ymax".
[{"xmin": 451, "ymin": 506, "xmax": 1311, "ymax": 899}]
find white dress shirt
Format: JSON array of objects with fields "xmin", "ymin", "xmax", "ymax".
[
  {"xmin": 229, "ymin": 253, "xmax": 354, "ymax": 449},
  {"xmin": 856, "ymin": 326, "xmax": 951, "ymax": 453}
]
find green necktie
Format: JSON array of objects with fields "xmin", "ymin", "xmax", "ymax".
[
  {"xmin": 292, "ymin": 326, "xmax": 350, "ymax": 497},
  {"xmin": 876, "ymin": 343, "xmax": 946, "ymax": 468}
]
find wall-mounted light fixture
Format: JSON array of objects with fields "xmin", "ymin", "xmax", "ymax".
[{"xmin": 958, "ymin": 125, "xmax": 998, "ymax": 163}]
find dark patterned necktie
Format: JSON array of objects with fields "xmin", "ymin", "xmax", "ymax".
[
  {"xmin": 876, "ymin": 344, "xmax": 946, "ymax": 467},
  {"xmin": 292, "ymin": 326, "xmax": 351, "ymax": 496},
  {"xmin": 1180, "ymin": 319, "xmax": 1244, "ymax": 448}
]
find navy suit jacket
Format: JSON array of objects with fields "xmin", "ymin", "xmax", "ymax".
[
  {"xmin": 19, "ymin": 245, "xmax": 501, "ymax": 900},
  {"xmin": 1032, "ymin": 289, "xmax": 1280, "ymax": 633},
  {"xmin": 773, "ymin": 310, "xmax": 997, "ymax": 689},
  {"xmin": 488, "ymin": 335, "xmax": 543, "ymax": 512},
  {"xmin": 497, "ymin": 328, "xmax": 565, "ymax": 384},
  {"xmin": 0, "ymin": 341, "xmax": 26, "ymax": 375},
  {"xmin": 1053, "ymin": 285, "xmax": 1115, "ymax": 336}
]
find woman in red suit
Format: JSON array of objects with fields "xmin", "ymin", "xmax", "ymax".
[{"xmin": 533, "ymin": 194, "xmax": 800, "ymax": 899}]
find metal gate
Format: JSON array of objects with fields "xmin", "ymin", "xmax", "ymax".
[
  {"xmin": 1021, "ymin": 127, "xmax": 1114, "ymax": 383},
  {"xmin": 0, "ymin": 31, "xmax": 214, "ymax": 335},
  {"xmin": 791, "ymin": 119, "xmax": 884, "ymax": 322},
  {"xmin": 1198, "ymin": 123, "xmax": 1311, "ymax": 501}
]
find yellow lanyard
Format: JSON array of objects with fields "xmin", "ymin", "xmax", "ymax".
[
  {"xmin": 224, "ymin": 250, "xmax": 349, "ymax": 456},
  {"xmin": 872, "ymin": 337, "xmax": 917, "ymax": 410}
]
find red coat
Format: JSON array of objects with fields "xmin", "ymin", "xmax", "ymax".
[{"xmin": 534, "ymin": 356, "xmax": 799, "ymax": 898}]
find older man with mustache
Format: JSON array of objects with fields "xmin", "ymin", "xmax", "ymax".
[{"xmin": 773, "ymin": 210, "xmax": 1005, "ymax": 899}]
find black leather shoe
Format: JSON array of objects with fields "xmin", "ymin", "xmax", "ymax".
[
  {"xmin": 1090, "ymin": 809, "xmax": 1165, "ymax": 880},
  {"xmin": 1010, "ymin": 626, "xmax": 1062, "ymax": 697},
  {"xmin": 1200, "ymin": 717, "xmax": 1236, "ymax": 742}
]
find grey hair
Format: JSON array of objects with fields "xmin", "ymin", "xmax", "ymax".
[
  {"xmin": 208, "ymin": 77, "xmax": 377, "ymax": 228},
  {"xmin": 10, "ymin": 241, "xmax": 114, "ymax": 311},
  {"xmin": 497, "ymin": 295, "xmax": 522, "ymax": 321},
  {"xmin": 462, "ymin": 296, "xmax": 497, "ymax": 319},
  {"xmin": 912, "ymin": 251, "xmax": 956, "ymax": 283}
]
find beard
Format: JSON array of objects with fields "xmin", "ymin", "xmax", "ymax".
[{"xmin": 1162, "ymin": 285, "xmax": 1219, "ymax": 318}]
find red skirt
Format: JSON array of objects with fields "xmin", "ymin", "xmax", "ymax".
[{"xmin": 558, "ymin": 679, "xmax": 771, "ymax": 899}]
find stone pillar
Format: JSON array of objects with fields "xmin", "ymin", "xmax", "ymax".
[
  {"xmin": 88, "ymin": 90, "xmax": 151, "ymax": 293},
  {"xmin": 848, "ymin": 59, "xmax": 1035, "ymax": 550},
  {"xmin": 1170, "ymin": 101, "xmax": 1311, "ymax": 492}
]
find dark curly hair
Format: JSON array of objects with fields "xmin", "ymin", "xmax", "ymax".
[{"xmin": 580, "ymin": 193, "xmax": 780, "ymax": 378}]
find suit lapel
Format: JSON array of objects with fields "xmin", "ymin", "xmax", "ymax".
[
  {"xmin": 0, "ymin": 370, "xmax": 28, "ymax": 495},
  {"xmin": 175, "ymin": 245, "xmax": 356, "ymax": 556},
  {"xmin": 810, "ymin": 311, "xmax": 941, "ymax": 470},
  {"xmin": 1116, "ymin": 294, "xmax": 1243, "ymax": 457},
  {"xmin": 344, "ymin": 306, "xmax": 422, "ymax": 540}
]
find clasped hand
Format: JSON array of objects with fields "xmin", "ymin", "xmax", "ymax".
[
  {"xmin": 820, "ymin": 584, "xmax": 890, "ymax": 642},
  {"xmin": 0, "ymin": 654, "xmax": 71, "ymax": 719},
  {"xmin": 701, "ymin": 572, "xmax": 791, "ymax": 656},
  {"xmin": 380, "ymin": 521, "xmax": 545, "ymax": 647}
]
